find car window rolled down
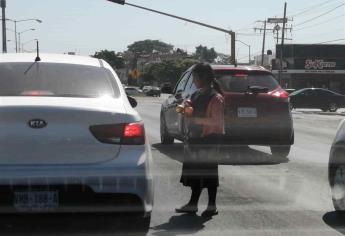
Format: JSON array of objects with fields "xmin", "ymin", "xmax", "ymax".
[{"xmin": 0, "ymin": 63, "xmax": 120, "ymax": 98}]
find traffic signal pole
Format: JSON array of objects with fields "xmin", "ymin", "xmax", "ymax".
[{"xmin": 108, "ymin": 0, "xmax": 237, "ymax": 64}]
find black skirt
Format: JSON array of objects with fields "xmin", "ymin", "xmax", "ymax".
[{"xmin": 180, "ymin": 136, "xmax": 221, "ymax": 188}]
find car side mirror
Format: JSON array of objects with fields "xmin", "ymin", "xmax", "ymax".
[{"xmin": 127, "ymin": 96, "xmax": 137, "ymax": 108}]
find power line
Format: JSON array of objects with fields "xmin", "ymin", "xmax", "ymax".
[
  {"xmin": 234, "ymin": 0, "xmax": 341, "ymax": 33},
  {"xmin": 294, "ymin": 13, "xmax": 345, "ymax": 31},
  {"xmin": 294, "ymin": 2, "xmax": 345, "ymax": 27},
  {"xmin": 237, "ymin": 33, "xmax": 273, "ymax": 36},
  {"xmin": 294, "ymin": 27, "xmax": 345, "ymax": 40},
  {"xmin": 266, "ymin": 0, "xmax": 338, "ymax": 19},
  {"xmin": 316, "ymin": 38, "xmax": 345, "ymax": 44},
  {"xmin": 291, "ymin": 0, "xmax": 340, "ymax": 17}
]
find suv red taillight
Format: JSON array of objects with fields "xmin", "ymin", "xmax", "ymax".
[
  {"xmin": 270, "ymin": 89, "xmax": 289, "ymax": 101},
  {"xmin": 90, "ymin": 123, "xmax": 145, "ymax": 145}
]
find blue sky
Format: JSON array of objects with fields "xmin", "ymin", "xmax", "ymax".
[{"xmin": 4, "ymin": 0, "xmax": 345, "ymax": 62}]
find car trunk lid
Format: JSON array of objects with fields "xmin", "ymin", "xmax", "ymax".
[{"xmin": 0, "ymin": 97, "xmax": 129, "ymax": 165}]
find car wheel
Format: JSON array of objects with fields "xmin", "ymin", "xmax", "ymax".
[
  {"xmin": 330, "ymin": 165, "xmax": 345, "ymax": 211},
  {"xmin": 329, "ymin": 103, "xmax": 338, "ymax": 112},
  {"xmin": 160, "ymin": 114, "xmax": 174, "ymax": 145},
  {"xmin": 270, "ymin": 145, "xmax": 291, "ymax": 158}
]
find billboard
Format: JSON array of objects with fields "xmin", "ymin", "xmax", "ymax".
[
  {"xmin": 273, "ymin": 44, "xmax": 345, "ymax": 74},
  {"xmin": 276, "ymin": 44, "xmax": 345, "ymax": 58}
]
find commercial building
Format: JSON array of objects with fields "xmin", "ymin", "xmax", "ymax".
[{"xmin": 272, "ymin": 44, "xmax": 345, "ymax": 94}]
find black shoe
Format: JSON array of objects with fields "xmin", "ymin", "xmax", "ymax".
[
  {"xmin": 175, "ymin": 204, "xmax": 198, "ymax": 214},
  {"xmin": 201, "ymin": 206, "xmax": 218, "ymax": 217}
]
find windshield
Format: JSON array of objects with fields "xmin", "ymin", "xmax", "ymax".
[
  {"xmin": 3, "ymin": 0, "xmax": 345, "ymax": 235},
  {"xmin": 0, "ymin": 63, "xmax": 119, "ymax": 98},
  {"xmin": 215, "ymin": 71, "xmax": 279, "ymax": 92}
]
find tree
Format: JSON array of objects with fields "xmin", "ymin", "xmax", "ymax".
[
  {"xmin": 195, "ymin": 45, "xmax": 218, "ymax": 63},
  {"xmin": 127, "ymin": 40, "xmax": 174, "ymax": 54},
  {"xmin": 92, "ymin": 50, "xmax": 125, "ymax": 69},
  {"xmin": 141, "ymin": 58, "xmax": 199, "ymax": 87}
]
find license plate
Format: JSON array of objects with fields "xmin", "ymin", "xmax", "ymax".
[
  {"xmin": 238, "ymin": 107, "xmax": 257, "ymax": 118},
  {"xmin": 14, "ymin": 191, "xmax": 59, "ymax": 211}
]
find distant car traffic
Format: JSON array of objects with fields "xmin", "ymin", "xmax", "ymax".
[
  {"xmin": 142, "ymin": 86, "xmax": 152, "ymax": 94},
  {"xmin": 0, "ymin": 53, "xmax": 153, "ymax": 231},
  {"xmin": 289, "ymin": 88, "xmax": 345, "ymax": 112},
  {"xmin": 145, "ymin": 86, "xmax": 161, "ymax": 97},
  {"xmin": 160, "ymin": 65, "xmax": 294, "ymax": 157},
  {"xmin": 125, "ymin": 87, "xmax": 143, "ymax": 96},
  {"xmin": 329, "ymin": 119, "xmax": 345, "ymax": 211}
]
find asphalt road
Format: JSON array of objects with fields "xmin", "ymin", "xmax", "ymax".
[
  {"xmin": 1, "ymin": 96, "xmax": 345, "ymax": 236},
  {"xmin": 137, "ymin": 96, "xmax": 345, "ymax": 236}
]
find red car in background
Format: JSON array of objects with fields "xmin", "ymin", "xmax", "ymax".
[{"xmin": 160, "ymin": 65, "xmax": 294, "ymax": 157}]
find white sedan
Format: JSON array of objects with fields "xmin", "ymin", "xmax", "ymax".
[{"xmin": 0, "ymin": 53, "xmax": 153, "ymax": 231}]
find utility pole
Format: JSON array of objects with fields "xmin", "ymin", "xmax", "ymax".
[
  {"xmin": 261, "ymin": 21, "xmax": 267, "ymax": 66},
  {"xmin": 279, "ymin": 2, "xmax": 288, "ymax": 83},
  {"xmin": 1, "ymin": 0, "xmax": 7, "ymax": 53},
  {"xmin": 14, "ymin": 21, "xmax": 17, "ymax": 53},
  {"xmin": 255, "ymin": 21, "xmax": 274, "ymax": 66}
]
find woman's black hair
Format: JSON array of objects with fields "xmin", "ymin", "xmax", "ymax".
[{"xmin": 192, "ymin": 63, "xmax": 223, "ymax": 95}]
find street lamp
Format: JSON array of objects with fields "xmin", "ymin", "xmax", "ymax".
[
  {"xmin": 18, "ymin": 28, "xmax": 35, "ymax": 53},
  {"xmin": 6, "ymin": 18, "xmax": 42, "ymax": 53},
  {"xmin": 236, "ymin": 40, "xmax": 251, "ymax": 65},
  {"xmin": 107, "ymin": 0, "xmax": 237, "ymax": 64}
]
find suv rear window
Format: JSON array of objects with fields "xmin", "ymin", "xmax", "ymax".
[
  {"xmin": 0, "ymin": 63, "xmax": 120, "ymax": 98},
  {"xmin": 215, "ymin": 70, "xmax": 279, "ymax": 93}
]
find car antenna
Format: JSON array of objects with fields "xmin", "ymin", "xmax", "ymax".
[
  {"xmin": 24, "ymin": 40, "xmax": 41, "ymax": 75},
  {"xmin": 35, "ymin": 40, "xmax": 41, "ymax": 62}
]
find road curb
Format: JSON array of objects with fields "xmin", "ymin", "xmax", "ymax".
[{"xmin": 294, "ymin": 111, "xmax": 345, "ymax": 117}]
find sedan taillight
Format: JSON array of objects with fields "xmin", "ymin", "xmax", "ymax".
[
  {"xmin": 122, "ymin": 123, "xmax": 146, "ymax": 145},
  {"xmin": 90, "ymin": 123, "xmax": 145, "ymax": 145}
]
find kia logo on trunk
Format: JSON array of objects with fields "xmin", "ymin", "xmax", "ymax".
[{"xmin": 28, "ymin": 119, "xmax": 47, "ymax": 129}]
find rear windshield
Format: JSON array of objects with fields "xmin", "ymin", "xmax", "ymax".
[
  {"xmin": 0, "ymin": 63, "xmax": 120, "ymax": 98},
  {"xmin": 215, "ymin": 70, "xmax": 279, "ymax": 93}
]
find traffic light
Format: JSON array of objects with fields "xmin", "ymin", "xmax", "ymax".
[{"xmin": 108, "ymin": 0, "xmax": 125, "ymax": 5}]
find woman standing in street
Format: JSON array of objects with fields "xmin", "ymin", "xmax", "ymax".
[{"xmin": 176, "ymin": 63, "xmax": 225, "ymax": 217}]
